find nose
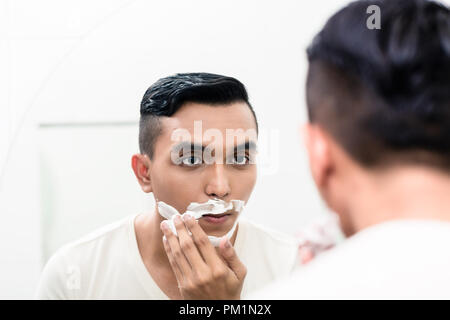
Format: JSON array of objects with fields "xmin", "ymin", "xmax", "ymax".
[{"xmin": 204, "ymin": 164, "xmax": 231, "ymax": 199}]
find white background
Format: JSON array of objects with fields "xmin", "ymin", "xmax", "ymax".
[{"xmin": 3, "ymin": 0, "xmax": 445, "ymax": 299}]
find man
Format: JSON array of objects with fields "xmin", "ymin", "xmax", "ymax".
[
  {"xmin": 249, "ymin": 0, "xmax": 450, "ymax": 299},
  {"xmin": 35, "ymin": 73, "xmax": 299, "ymax": 299}
]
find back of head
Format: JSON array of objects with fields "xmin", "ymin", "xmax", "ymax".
[{"xmin": 306, "ymin": 0, "xmax": 450, "ymax": 171}]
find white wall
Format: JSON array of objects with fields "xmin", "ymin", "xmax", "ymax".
[{"xmin": 0, "ymin": 0, "xmax": 420, "ymax": 298}]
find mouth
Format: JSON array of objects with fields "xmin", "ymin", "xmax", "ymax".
[{"xmin": 200, "ymin": 213, "xmax": 232, "ymax": 224}]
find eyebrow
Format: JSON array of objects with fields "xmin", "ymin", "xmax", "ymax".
[
  {"xmin": 233, "ymin": 141, "xmax": 257, "ymax": 153},
  {"xmin": 171, "ymin": 141, "xmax": 205, "ymax": 153},
  {"xmin": 171, "ymin": 140, "xmax": 257, "ymax": 154}
]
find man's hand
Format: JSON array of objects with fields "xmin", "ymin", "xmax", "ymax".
[
  {"xmin": 160, "ymin": 214, "xmax": 247, "ymax": 300},
  {"xmin": 295, "ymin": 214, "xmax": 341, "ymax": 265}
]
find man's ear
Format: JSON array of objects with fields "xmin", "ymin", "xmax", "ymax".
[
  {"xmin": 131, "ymin": 154, "xmax": 153, "ymax": 193},
  {"xmin": 301, "ymin": 123, "xmax": 333, "ymax": 189}
]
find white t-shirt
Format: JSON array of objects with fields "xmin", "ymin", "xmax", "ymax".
[
  {"xmin": 247, "ymin": 219, "xmax": 450, "ymax": 299},
  {"xmin": 35, "ymin": 214, "xmax": 299, "ymax": 299}
]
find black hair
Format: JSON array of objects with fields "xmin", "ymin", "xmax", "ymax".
[
  {"xmin": 306, "ymin": 0, "xmax": 450, "ymax": 169},
  {"xmin": 139, "ymin": 72, "xmax": 257, "ymax": 158}
]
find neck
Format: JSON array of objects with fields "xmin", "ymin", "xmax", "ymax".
[
  {"xmin": 134, "ymin": 210, "xmax": 168, "ymax": 266},
  {"xmin": 346, "ymin": 166, "xmax": 450, "ymax": 234}
]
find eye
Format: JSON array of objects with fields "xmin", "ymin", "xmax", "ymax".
[
  {"xmin": 231, "ymin": 155, "xmax": 250, "ymax": 165},
  {"xmin": 181, "ymin": 155, "xmax": 202, "ymax": 167}
]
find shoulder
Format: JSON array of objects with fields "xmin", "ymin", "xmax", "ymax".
[
  {"xmin": 54, "ymin": 214, "xmax": 134, "ymax": 265},
  {"xmin": 67, "ymin": 214, "xmax": 134, "ymax": 248},
  {"xmin": 244, "ymin": 230, "xmax": 367, "ymax": 299},
  {"xmin": 35, "ymin": 214, "xmax": 135, "ymax": 299},
  {"xmin": 248, "ymin": 220, "xmax": 450, "ymax": 299},
  {"xmin": 236, "ymin": 217, "xmax": 299, "ymax": 276},
  {"xmin": 238, "ymin": 217, "xmax": 298, "ymax": 249}
]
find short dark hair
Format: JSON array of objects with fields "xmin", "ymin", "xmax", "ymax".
[
  {"xmin": 139, "ymin": 72, "xmax": 258, "ymax": 158},
  {"xmin": 306, "ymin": 0, "xmax": 450, "ymax": 170}
]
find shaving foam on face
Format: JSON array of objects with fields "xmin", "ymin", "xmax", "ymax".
[{"xmin": 157, "ymin": 198, "xmax": 245, "ymax": 247}]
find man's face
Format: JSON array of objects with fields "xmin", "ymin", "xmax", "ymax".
[{"xmin": 146, "ymin": 102, "xmax": 257, "ymax": 237}]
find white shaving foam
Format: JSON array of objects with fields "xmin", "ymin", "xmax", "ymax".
[{"xmin": 157, "ymin": 198, "xmax": 244, "ymax": 247}]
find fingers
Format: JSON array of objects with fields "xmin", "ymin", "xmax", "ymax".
[
  {"xmin": 161, "ymin": 214, "xmax": 235, "ymax": 291},
  {"xmin": 219, "ymin": 236, "xmax": 247, "ymax": 281},
  {"xmin": 173, "ymin": 215, "xmax": 209, "ymax": 273},
  {"xmin": 298, "ymin": 246, "xmax": 315, "ymax": 264},
  {"xmin": 182, "ymin": 214, "xmax": 224, "ymax": 267},
  {"xmin": 162, "ymin": 236, "xmax": 183, "ymax": 283},
  {"xmin": 161, "ymin": 220, "xmax": 193, "ymax": 279}
]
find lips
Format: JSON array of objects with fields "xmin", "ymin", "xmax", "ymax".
[
  {"xmin": 201, "ymin": 213, "xmax": 231, "ymax": 224},
  {"xmin": 202, "ymin": 213, "xmax": 230, "ymax": 218}
]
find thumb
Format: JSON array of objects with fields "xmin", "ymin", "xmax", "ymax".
[
  {"xmin": 298, "ymin": 246, "xmax": 315, "ymax": 264},
  {"xmin": 219, "ymin": 236, "xmax": 247, "ymax": 281}
]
